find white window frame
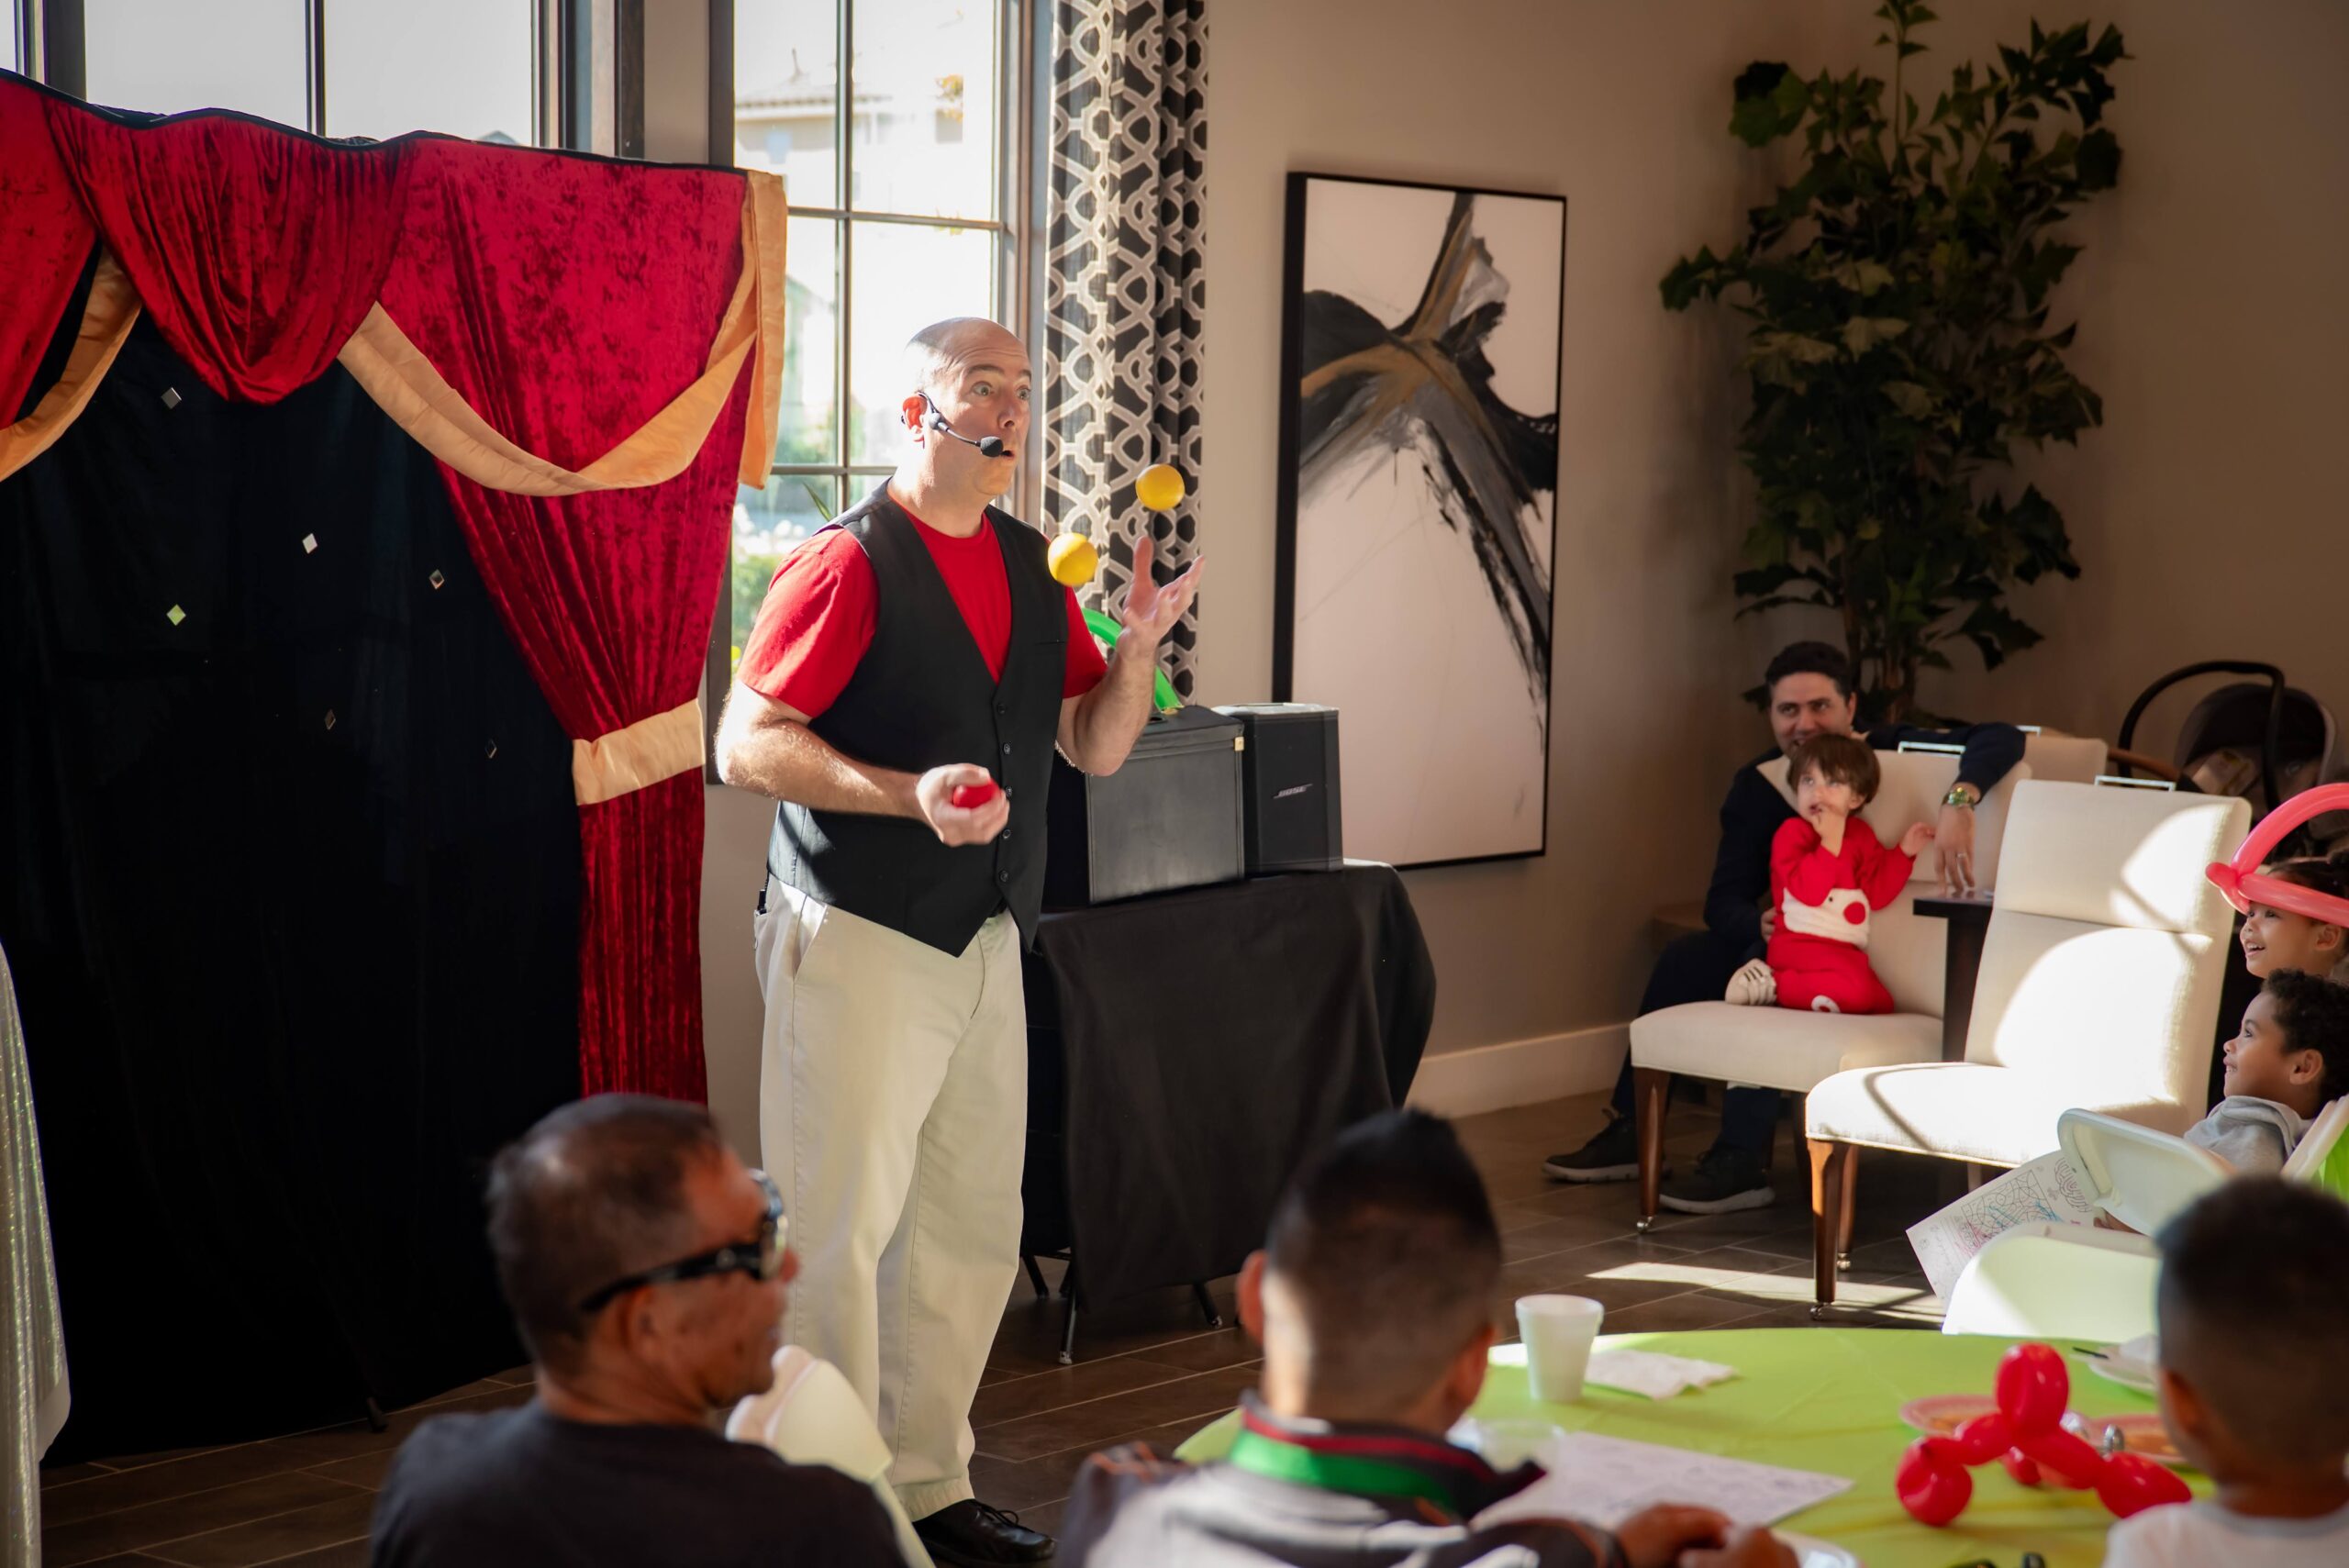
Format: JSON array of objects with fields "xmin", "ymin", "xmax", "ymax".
[
  {"xmin": 18, "ymin": 1, "xmax": 592, "ymax": 150},
  {"xmin": 707, "ymin": 0, "xmax": 1038, "ymax": 751}
]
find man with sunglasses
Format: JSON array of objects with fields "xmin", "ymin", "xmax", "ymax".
[
  {"xmin": 716, "ymin": 317, "xmax": 1201, "ymax": 1565},
  {"xmin": 372, "ymin": 1095, "xmax": 905, "ymax": 1567}
]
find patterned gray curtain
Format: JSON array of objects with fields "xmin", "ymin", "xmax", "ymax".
[{"xmin": 1042, "ymin": 0, "xmax": 1208, "ymax": 697}]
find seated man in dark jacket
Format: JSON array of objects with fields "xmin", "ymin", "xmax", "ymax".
[
  {"xmin": 1058, "ymin": 1109, "xmax": 1790, "ymax": 1568},
  {"xmin": 1543, "ymin": 641, "xmax": 2025, "ymax": 1214},
  {"xmin": 371, "ymin": 1095, "xmax": 904, "ymax": 1568}
]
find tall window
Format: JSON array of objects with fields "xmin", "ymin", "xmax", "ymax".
[
  {"xmin": 45, "ymin": 1, "xmax": 538, "ymax": 144},
  {"xmin": 726, "ymin": 0, "xmax": 1020, "ymax": 672}
]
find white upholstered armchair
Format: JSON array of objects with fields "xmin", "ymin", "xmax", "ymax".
[{"xmin": 1803, "ymin": 781, "xmax": 2250, "ymax": 1313}]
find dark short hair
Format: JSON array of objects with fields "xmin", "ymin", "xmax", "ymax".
[
  {"xmin": 2268, "ymin": 854, "xmax": 2349, "ymax": 906},
  {"xmin": 1264, "ymin": 1110, "xmax": 1502, "ymax": 1408},
  {"xmin": 485, "ymin": 1095, "xmax": 729, "ymax": 1373},
  {"xmin": 1765, "ymin": 640, "xmax": 1854, "ymax": 699},
  {"xmin": 2155, "ymin": 1179, "xmax": 2349, "ymax": 1465},
  {"xmin": 1786, "ymin": 732, "xmax": 1881, "ymax": 809},
  {"xmin": 2261, "ymin": 969, "xmax": 2349, "ymax": 1106}
]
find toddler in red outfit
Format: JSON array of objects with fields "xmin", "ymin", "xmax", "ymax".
[{"xmin": 1726, "ymin": 734, "xmax": 1934, "ymax": 1015}]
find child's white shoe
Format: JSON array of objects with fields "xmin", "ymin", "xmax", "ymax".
[{"xmin": 1724, "ymin": 959, "xmax": 1777, "ymax": 1006}]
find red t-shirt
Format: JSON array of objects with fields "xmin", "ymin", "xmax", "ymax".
[{"xmin": 738, "ymin": 509, "xmax": 1108, "ymax": 719}]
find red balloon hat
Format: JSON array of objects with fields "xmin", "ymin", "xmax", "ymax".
[{"xmin": 2205, "ymin": 783, "xmax": 2349, "ymax": 927}]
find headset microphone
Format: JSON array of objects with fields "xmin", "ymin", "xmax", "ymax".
[{"xmin": 921, "ymin": 395, "xmax": 1008, "ymax": 458}]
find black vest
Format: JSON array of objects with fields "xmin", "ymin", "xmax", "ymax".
[{"xmin": 769, "ymin": 486, "xmax": 1064, "ymax": 954}]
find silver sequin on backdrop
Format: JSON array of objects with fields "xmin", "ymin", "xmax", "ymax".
[{"xmin": 1042, "ymin": 0, "xmax": 1208, "ymax": 697}]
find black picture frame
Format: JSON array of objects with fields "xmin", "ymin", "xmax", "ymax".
[{"xmin": 1272, "ymin": 171, "xmax": 1566, "ymax": 870}]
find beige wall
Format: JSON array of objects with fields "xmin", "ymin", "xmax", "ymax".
[
  {"xmin": 684, "ymin": 0, "xmax": 2349, "ymax": 1155},
  {"xmin": 1197, "ymin": 0, "xmax": 1855, "ymax": 1068},
  {"xmin": 1902, "ymin": 0, "xmax": 2349, "ymax": 748}
]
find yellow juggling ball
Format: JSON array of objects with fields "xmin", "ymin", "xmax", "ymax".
[
  {"xmin": 1048, "ymin": 531, "xmax": 1100, "ymax": 586},
  {"xmin": 1135, "ymin": 463, "xmax": 1186, "ymax": 512}
]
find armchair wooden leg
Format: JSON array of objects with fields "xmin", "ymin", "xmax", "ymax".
[
  {"xmin": 1632, "ymin": 1068, "xmax": 1671, "ymax": 1232},
  {"xmin": 1809, "ymin": 1138, "xmax": 1854, "ymax": 1317},
  {"xmin": 1836, "ymin": 1150, "xmax": 1858, "ymax": 1272}
]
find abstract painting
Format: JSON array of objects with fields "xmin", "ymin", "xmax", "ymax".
[{"xmin": 1274, "ymin": 174, "xmax": 1564, "ymax": 866}]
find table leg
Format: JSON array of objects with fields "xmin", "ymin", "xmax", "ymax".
[
  {"xmin": 1808, "ymin": 1138, "xmax": 1853, "ymax": 1317},
  {"xmin": 1632, "ymin": 1068, "xmax": 1671, "ymax": 1231},
  {"xmin": 1191, "ymin": 1282, "xmax": 1224, "ymax": 1329}
]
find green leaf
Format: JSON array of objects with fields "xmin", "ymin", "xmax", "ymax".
[
  {"xmin": 1831, "ymin": 259, "xmax": 1897, "ymax": 295},
  {"xmin": 1882, "ymin": 381, "xmax": 1935, "ymax": 417},
  {"xmin": 2076, "ymin": 127, "xmax": 2121, "ymax": 191},
  {"xmin": 1660, "ymin": 246, "xmax": 1722, "ymax": 311},
  {"xmin": 1731, "ymin": 61, "xmax": 1800, "ymax": 145},
  {"xmin": 1840, "ymin": 316, "xmax": 1910, "ymax": 353}
]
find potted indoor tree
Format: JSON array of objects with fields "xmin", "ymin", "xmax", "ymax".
[{"xmin": 1664, "ymin": 1, "xmax": 2127, "ymax": 721}]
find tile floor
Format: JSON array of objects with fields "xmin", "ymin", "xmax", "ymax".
[{"xmin": 36, "ymin": 1089, "xmax": 1952, "ymax": 1564}]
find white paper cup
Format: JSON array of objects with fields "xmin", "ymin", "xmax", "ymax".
[{"xmin": 1517, "ymin": 1294, "xmax": 1604, "ymax": 1404}]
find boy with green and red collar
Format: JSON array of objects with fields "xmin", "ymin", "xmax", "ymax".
[{"xmin": 1057, "ymin": 1111, "xmax": 1791, "ymax": 1568}]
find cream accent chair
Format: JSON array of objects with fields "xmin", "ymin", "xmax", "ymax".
[
  {"xmin": 2021, "ymin": 731, "xmax": 2110, "ymax": 785},
  {"xmin": 1804, "ymin": 782, "xmax": 2251, "ymax": 1314},
  {"xmin": 1627, "ymin": 751, "xmax": 2028, "ymax": 1234},
  {"xmin": 729, "ymin": 1347, "xmax": 935, "ymax": 1568}
]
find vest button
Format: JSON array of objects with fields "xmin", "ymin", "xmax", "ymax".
[
  {"xmin": 996, "ymin": 704, "xmax": 1008, "ymax": 718},
  {"xmin": 997, "ymin": 870, "xmax": 1010, "ymax": 883},
  {"xmin": 1001, "ymin": 742, "xmax": 1012, "ymax": 756}
]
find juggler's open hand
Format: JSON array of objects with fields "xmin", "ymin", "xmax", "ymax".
[{"xmin": 1116, "ymin": 530, "xmax": 1203, "ymax": 652}]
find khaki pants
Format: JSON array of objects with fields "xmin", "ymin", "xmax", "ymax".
[{"xmin": 754, "ymin": 876, "xmax": 1026, "ymax": 1520}]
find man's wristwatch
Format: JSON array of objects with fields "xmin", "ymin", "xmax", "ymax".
[{"xmin": 1943, "ymin": 784, "xmax": 1980, "ymax": 809}]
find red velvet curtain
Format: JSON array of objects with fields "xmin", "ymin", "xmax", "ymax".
[
  {"xmin": 3, "ymin": 77, "xmax": 760, "ymax": 1100},
  {"xmin": 379, "ymin": 141, "xmax": 750, "ymax": 1099},
  {"xmin": 43, "ymin": 100, "xmax": 411, "ymax": 401},
  {"xmin": 0, "ymin": 79, "xmax": 96, "ymax": 415}
]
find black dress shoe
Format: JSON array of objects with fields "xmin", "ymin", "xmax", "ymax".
[{"xmin": 914, "ymin": 1499, "xmax": 1055, "ymax": 1565}]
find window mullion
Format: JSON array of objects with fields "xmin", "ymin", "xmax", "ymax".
[
  {"xmin": 835, "ymin": 0, "xmax": 853, "ymax": 473},
  {"xmin": 306, "ymin": 0, "xmax": 325, "ymax": 135}
]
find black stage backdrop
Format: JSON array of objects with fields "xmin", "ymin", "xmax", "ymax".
[{"xmin": 4, "ymin": 283, "xmax": 582, "ymax": 1458}]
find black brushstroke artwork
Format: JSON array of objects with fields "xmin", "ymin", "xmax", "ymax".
[{"xmin": 1294, "ymin": 192, "xmax": 1557, "ymax": 714}]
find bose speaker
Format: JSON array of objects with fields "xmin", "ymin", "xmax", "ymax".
[{"xmin": 1213, "ymin": 704, "xmax": 1343, "ymax": 873}]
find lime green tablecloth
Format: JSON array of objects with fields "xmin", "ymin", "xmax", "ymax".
[{"xmin": 1173, "ymin": 1329, "xmax": 2200, "ymax": 1568}]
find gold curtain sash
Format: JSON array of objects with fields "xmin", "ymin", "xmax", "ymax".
[
  {"xmin": 0, "ymin": 253, "xmax": 140, "ymax": 484},
  {"xmin": 573, "ymin": 698, "xmax": 705, "ymax": 806},
  {"xmin": 337, "ymin": 172, "xmax": 785, "ymax": 496}
]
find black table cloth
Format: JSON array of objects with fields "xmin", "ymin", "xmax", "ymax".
[{"xmin": 1019, "ymin": 863, "xmax": 1435, "ymax": 1309}]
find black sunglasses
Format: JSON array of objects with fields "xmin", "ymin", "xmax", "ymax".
[{"xmin": 577, "ymin": 1168, "xmax": 787, "ymax": 1314}]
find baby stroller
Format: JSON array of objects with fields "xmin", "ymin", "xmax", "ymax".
[{"xmin": 2115, "ymin": 661, "xmax": 2347, "ymax": 851}]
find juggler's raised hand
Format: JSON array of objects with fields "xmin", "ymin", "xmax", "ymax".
[{"xmin": 1116, "ymin": 530, "xmax": 1203, "ymax": 651}]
